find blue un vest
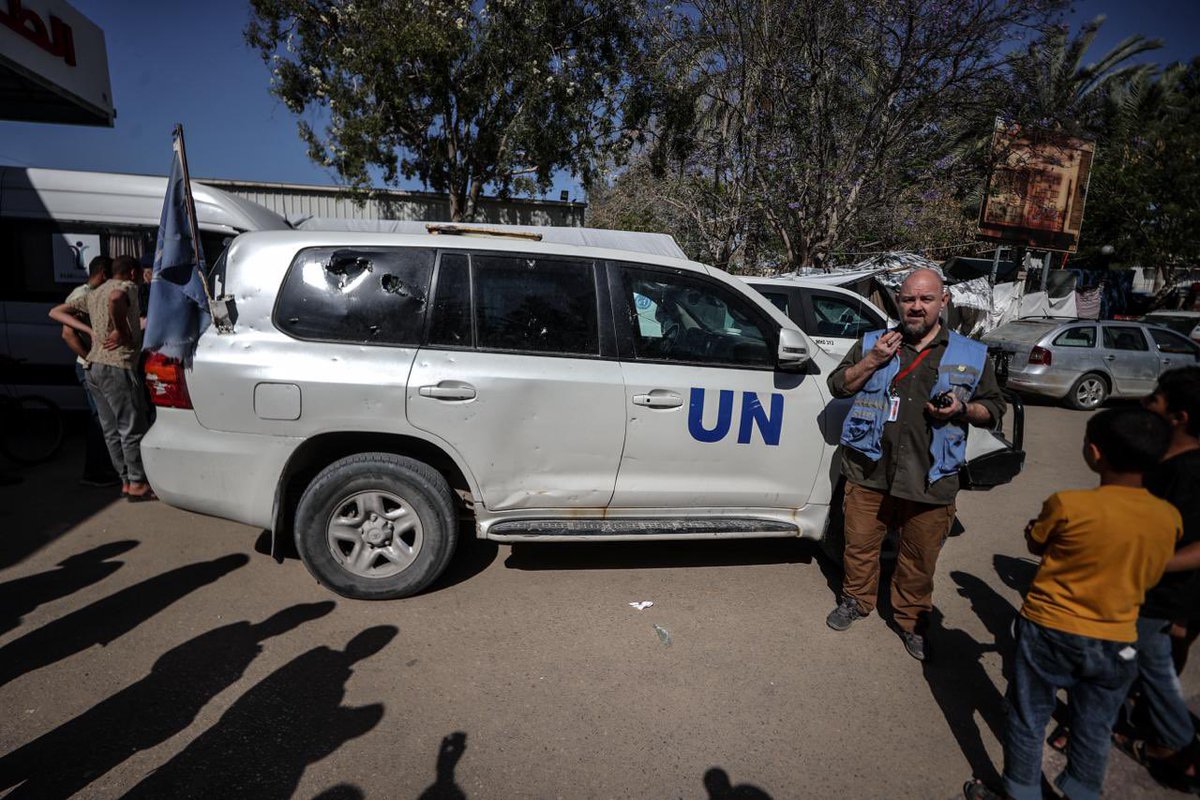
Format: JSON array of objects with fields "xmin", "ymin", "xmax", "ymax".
[{"xmin": 839, "ymin": 328, "xmax": 988, "ymax": 484}]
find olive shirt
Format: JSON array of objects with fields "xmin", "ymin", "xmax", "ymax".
[
  {"xmin": 67, "ymin": 278, "xmax": 141, "ymax": 369},
  {"xmin": 828, "ymin": 325, "xmax": 1007, "ymax": 506}
]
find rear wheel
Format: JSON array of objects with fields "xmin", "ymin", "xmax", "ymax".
[
  {"xmin": 294, "ymin": 453, "xmax": 458, "ymax": 600},
  {"xmin": 1066, "ymin": 372, "xmax": 1109, "ymax": 411}
]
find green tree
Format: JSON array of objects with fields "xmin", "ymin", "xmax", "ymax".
[
  {"xmin": 246, "ymin": 0, "xmax": 649, "ymax": 221},
  {"xmin": 602, "ymin": 0, "xmax": 1066, "ymax": 270},
  {"xmin": 1081, "ymin": 59, "xmax": 1200, "ymax": 273}
]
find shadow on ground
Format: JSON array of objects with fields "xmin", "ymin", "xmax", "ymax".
[
  {"xmin": 0, "ymin": 553, "xmax": 248, "ymax": 688},
  {"xmin": 120, "ymin": 625, "xmax": 397, "ymax": 799},
  {"xmin": 0, "ymin": 602, "xmax": 334, "ymax": 799},
  {"xmin": 0, "ymin": 539, "xmax": 137, "ymax": 636},
  {"xmin": 0, "ymin": 422, "xmax": 124, "ymax": 571}
]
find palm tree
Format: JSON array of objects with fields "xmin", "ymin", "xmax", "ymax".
[{"xmin": 1004, "ymin": 16, "xmax": 1162, "ymax": 137}]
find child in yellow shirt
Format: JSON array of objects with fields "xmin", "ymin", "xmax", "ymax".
[{"xmin": 966, "ymin": 407, "xmax": 1182, "ymax": 800}]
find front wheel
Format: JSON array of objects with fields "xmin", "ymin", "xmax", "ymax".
[
  {"xmin": 294, "ymin": 453, "xmax": 458, "ymax": 600},
  {"xmin": 1065, "ymin": 372, "xmax": 1109, "ymax": 411}
]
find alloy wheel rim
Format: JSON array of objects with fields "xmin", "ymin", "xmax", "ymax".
[{"xmin": 326, "ymin": 490, "xmax": 423, "ymax": 578}]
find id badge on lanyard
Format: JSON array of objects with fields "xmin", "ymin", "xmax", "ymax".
[{"xmin": 886, "ymin": 347, "xmax": 931, "ymax": 424}]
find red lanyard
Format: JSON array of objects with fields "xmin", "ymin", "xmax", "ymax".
[{"xmin": 889, "ymin": 347, "xmax": 931, "ymax": 395}]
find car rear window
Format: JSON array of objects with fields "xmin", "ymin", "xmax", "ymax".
[{"xmin": 275, "ymin": 246, "xmax": 434, "ymax": 345}]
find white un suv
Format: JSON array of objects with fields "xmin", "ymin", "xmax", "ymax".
[{"xmin": 141, "ymin": 229, "xmax": 1012, "ymax": 600}]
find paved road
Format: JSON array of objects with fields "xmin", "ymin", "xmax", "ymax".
[{"xmin": 0, "ymin": 404, "xmax": 1194, "ymax": 799}]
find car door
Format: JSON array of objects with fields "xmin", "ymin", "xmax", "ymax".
[
  {"xmin": 1148, "ymin": 327, "xmax": 1200, "ymax": 373},
  {"xmin": 407, "ymin": 251, "xmax": 627, "ymax": 511},
  {"xmin": 609, "ymin": 262, "xmax": 826, "ymax": 509},
  {"xmin": 1100, "ymin": 324, "xmax": 1159, "ymax": 396}
]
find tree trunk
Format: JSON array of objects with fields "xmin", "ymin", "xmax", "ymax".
[{"xmin": 447, "ymin": 185, "xmax": 469, "ymax": 222}]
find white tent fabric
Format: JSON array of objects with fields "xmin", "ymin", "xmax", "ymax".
[
  {"xmin": 290, "ymin": 218, "xmax": 689, "ymax": 260},
  {"xmin": 1019, "ymin": 289, "xmax": 1077, "ymax": 319}
]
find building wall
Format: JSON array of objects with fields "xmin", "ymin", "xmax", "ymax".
[{"xmin": 200, "ymin": 179, "xmax": 587, "ymax": 227}]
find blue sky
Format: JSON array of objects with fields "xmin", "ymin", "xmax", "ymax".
[{"xmin": 1, "ymin": 0, "xmax": 1197, "ymax": 203}]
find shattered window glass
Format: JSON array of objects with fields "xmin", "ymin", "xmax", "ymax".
[
  {"xmin": 275, "ymin": 247, "xmax": 434, "ymax": 345},
  {"xmin": 472, "ymin": 255, "xmax": 599, "ymax": 356}
]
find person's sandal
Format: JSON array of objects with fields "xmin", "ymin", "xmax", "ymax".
[{"xmin": 126, "ymin": 489, "xmax": 158, "ymax": 503}]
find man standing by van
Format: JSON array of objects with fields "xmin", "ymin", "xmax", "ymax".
[
  {"xmin": 49, "ymin": 256, "xmax": 154, "ymax": 501},
  {"xmin": 825, "ymin": 268, "xmax": 1005, "ymax": 661},
  {"xmin": 62, "ymin": 255, "xmax": 120, "ymax": 487}
]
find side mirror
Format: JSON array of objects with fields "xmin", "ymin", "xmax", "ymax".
[{"xmin": 777, "ymin": 327, "xmax": 810, "ymax": 369}]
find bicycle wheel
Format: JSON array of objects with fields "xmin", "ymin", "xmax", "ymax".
[{"xmin": 0, "ymin": 395, "xmax": 65, "ymax": 465}]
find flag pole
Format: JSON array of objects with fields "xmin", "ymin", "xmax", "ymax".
[{"xmin": 172, "ymin": 123, "xmax": 215, "ymax": 306}]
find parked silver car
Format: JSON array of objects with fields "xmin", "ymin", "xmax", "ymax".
[{"xmin": 982, "ymin": 317, "xmax": 1200, "ymax": 410}]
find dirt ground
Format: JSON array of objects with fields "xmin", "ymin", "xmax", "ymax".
[{"xmin": 0, "ymin": 402, "xmax": 1195, "ymax": 799}]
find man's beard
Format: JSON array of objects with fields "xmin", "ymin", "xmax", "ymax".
[{"xmin": 901, "ymin": 315, "xmax": 935, "ymax": 338}]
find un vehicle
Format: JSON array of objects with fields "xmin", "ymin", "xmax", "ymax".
[{"xmin": 143, "ymin": 229, "xmax": 1013, "ymax": 600}]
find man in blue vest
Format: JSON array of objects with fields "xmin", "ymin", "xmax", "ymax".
[{"xmin": 825, "ymin": 268, "xmax": 1006, "ymax": 661}]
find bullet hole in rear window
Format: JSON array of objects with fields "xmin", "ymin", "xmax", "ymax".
[{"xmin": 277, "ymin": 246, "xmax": 435, "ymax": 345}]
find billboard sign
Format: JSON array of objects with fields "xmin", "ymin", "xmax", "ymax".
[
  {"xmin": 978, "ymin": 120, "xmax": 1095, "ymax": 252},
  {"xmin": 0, "ymin": 0, "xmax": 113, "ymax": 126}
]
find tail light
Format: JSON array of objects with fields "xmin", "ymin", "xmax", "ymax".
[
  {"xmin": 1028, "ymin": 346, "xmax": 1052, "ymax": 366},
  {"xmin": 145, "ymin": 352, "xmax": 193, "ymax": 408}
]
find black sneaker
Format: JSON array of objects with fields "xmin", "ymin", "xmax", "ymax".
[
  {"xmin": 825, "ymin": 596, "xmax": 865, "ymax": 631},
  {"xmin": 901, "ymin": 630, "xmax": 928, "ymax": 661}
]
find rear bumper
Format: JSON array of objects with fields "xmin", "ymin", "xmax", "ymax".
[
  {"xmin": 142, "ymin": 408, "xmax": 301, "ymax": 530},
  {"xmin": 1006, "ymin": 369, "xmax": 1074, "ymax": 398}
]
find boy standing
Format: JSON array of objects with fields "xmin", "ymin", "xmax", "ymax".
[
  {"xmin": 48, "ymin": 255, "xmax": 155, "ymax": 501},
  {"xmin": 966, "ymin": 407, "xmax": 1181, "ymax": 800}
]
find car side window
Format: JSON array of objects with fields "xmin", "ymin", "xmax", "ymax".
[
  {"xmin": 810, "ymin": 293, "xmax": 877, "ymax": 338},
  {"xmin": 760, "ymin": 290, "xmax": 789, "ymax": 315},
  {"xmin": 472, "ymin": 254, "xmax": 599, "ymax": 356},
  {"xmin": 275, "ymin": 246, "xmax": 433, "ymax": 345},
  {"xmin": 1150, "ymin": 328, "xmax": 1200, "ymax": 356},
  {"xmin": 619, "ymin": 266, "xmax": 773, "ymax": 369},
  {"xmin": 1103, "ymin": 326, "xmax": 1149, "ymax": 352},
  {"xmin": 1052, "ymin": 326, "xmax": 1096, "ymax": 348},
  {"xmin": 427, "ymin": 253, "xmax": 471, "ymax": 347}
]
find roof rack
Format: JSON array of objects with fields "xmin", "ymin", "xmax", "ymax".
[{"xmin": 426, "ymin": 223, "xmax": 543, "ymax": 241}]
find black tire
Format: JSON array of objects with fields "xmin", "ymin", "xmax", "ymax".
[
  {"xmin": 0, "ymin": 395, "xmax": 64, "ymax": 465},
  {"xmin": 1065, "ymin": 372, "xmax": 1109, "ymax": 411},
  {"xmin": 294, "ymin": 453, "xmax": 458, "ymax": 600}
]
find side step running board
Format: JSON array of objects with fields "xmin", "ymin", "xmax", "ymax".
[{"xmin": 486, "ymin": 518, "xmax": 798, "ymax": 542}]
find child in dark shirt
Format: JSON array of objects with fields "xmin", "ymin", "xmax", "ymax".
[{"xmin": 1119, "ymin": 366, "xmax": 1200, "ymax": 786}]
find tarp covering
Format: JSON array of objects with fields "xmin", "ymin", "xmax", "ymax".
[{"xmin": 290, "ymin": 218, "xmax": 689, "ymax": 260}]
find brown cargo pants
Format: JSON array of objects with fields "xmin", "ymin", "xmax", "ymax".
[{"xmin": 841, "ymin": 481, "xmax": 956, "ymax": 633}]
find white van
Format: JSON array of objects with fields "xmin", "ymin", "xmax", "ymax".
[{"xmin": 0, "ymin": 166, "xmax": 289, "ymax": 409}]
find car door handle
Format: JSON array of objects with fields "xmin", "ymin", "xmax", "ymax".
[
  {"xmin": 1104, "ymin": 355, "xmax": 1116, "ymax": 361},
  {"xmin": 418, "ymin": 382, "xmax": 476, "ymax": 400},
  {"xmin": 633, "ymin": 390, "xmax": 683, "ymax": 408}
]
